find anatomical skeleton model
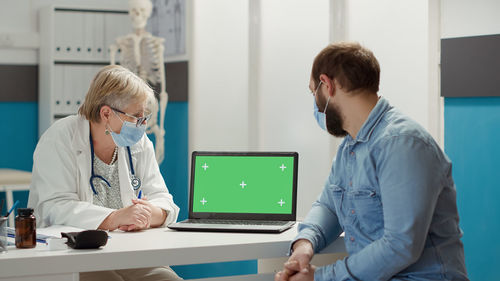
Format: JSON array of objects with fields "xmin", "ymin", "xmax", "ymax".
[{"xmin": 110, "ymin": 0, "xmax": 167, "ymax": 164}]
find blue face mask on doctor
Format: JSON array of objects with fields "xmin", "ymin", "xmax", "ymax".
[
  {"xmin": 313, "ymin": 81, "xmax": 331, "ymax": 131},
  {"xmin": 108, "ymin": 107, "xmax": 150, "ymax": 147}
]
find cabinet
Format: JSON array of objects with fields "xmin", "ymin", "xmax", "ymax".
[{"xmin": 38, "ymin": 3, "xmax": 130, "ymax": 136}]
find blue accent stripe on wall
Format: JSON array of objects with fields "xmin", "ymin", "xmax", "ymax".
[
  {"xmin": 148, "ymin": 102, "xmax": 189, "ymax": 221},
  {"xmin": 172, "ymin": 260, "xmax": 258, "ymax": 280},
  {"xmin": 444, "ymin": 97, "xmax": 500, "ymax": 280},
  {"xmin": 0, "ymin": 102, "xmax": 38, "ymax": 219},
  {"xmin": 0, "ymin": 102, "xmax": 38, "ymax": 171}
]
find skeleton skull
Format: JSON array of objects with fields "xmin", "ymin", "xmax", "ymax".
[{"xmin": 129, "ymin": 0, "xmax": 153, "ymax": 30}]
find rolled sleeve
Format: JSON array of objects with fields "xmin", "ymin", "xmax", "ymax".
[
  {"xmin": 313, "ymin": 257, "xmax": 360, "ymax": 281},
  {"xmin": 290, "ymin": 179, "xmax": 343, "ymax": 256},
  {"xmin": 315, "ymin": 263, "xmax": 337, "ymax": 280}
]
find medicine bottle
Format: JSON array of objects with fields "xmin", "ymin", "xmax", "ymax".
[{"xmin": 15, "ymin": 208, "xmax": 36, "ymax": 248}]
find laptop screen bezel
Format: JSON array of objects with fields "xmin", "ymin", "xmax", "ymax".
[{"xmin": 188, "ymin": 151, "xmax": 298, "ymax": 221}]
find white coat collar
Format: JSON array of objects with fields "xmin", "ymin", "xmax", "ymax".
[{"xmin": 72, "ymin": 116, "xmax": 142, "ymax": 206}]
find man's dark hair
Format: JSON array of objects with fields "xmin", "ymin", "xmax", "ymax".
[{"xmin": 311, "ymin": 42, "xmax": 380, "ymax": 93}]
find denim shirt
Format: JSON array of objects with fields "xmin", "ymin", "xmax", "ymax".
[{"xmin": 294, "ymin": 98, "xmax": 468, "ymax": 281}]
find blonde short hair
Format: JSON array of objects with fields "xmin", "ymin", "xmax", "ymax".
[{"xmin": 78, "ymin": 65, "xmax": 155, "ymax": 123}]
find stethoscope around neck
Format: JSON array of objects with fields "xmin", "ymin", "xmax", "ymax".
[{"xmin": 89, "ymin": 132, "xmax": 142, "ymax": 196}]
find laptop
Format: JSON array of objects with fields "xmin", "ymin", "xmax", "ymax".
[{"xmin": 168, "ymin": 151, "xmax": 298, "ymax": 233}]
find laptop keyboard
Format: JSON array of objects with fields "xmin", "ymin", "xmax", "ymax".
[{"xmin": 185, "ymin": 219, "xmax": 290, "ymax": 226}]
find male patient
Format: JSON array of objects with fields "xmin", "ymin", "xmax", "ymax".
[{"xmin": 275, "ymin": 42, "xmax": 468, "ymax": 280}]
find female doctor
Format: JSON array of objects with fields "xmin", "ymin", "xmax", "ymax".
[{"xmin": 28, "ymin": 65, "xmax": 182, "ymax": 280}]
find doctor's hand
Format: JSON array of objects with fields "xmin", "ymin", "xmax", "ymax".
[
  {"xmin": 130, "ymin": 197, "xmax": 168, "ymax": 228},
  {"xmin": 275, "ymin": 239, "xmax": 314, "ymax": 281},
  {"xmin": 98, "ymin": 201, "xmax": 153, "ymax": 231},
  {"xmin": 116, "ymin": 199, "xmax": 153, "ymax": 231}
]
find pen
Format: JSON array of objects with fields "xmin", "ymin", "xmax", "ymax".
[
  {"xmin": 137, "ymin": 190, "xmax": 142, "ymax": 199},
  {"xmin": 5, "ymin": 200, "xmax": 20, "ymax": 217}
]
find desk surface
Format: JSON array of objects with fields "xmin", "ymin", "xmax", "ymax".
[{"xmin": 0, "ymin": 225, "xmax": 346, "ymax": 279}]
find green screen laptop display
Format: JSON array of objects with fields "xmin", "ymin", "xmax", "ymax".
[{"xmin": 192, "ymin": 155, "xmax": 295, "ymax": 214}]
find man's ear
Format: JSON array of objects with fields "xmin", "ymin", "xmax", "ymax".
[{"xmin": 319, "ymin": 74, "xmax": 335, "ymax": 97}]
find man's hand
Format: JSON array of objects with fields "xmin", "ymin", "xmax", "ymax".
[
  {"xmin": 275, "ymin": 239, "xmax": 314, "ymax": 281},
  {"xmin": 276, "ymin": 264, "xmax": 316, "ymax": 281}
]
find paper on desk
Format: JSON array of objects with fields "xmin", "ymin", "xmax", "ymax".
[
  {"xmin": 4, "ymin": 225, "xmax": 86, "ymax": 249},
  {"xmin": 6, "ymin": 226, "xmax": 70, "ymax": 244},
  {"xmin": 38, "ymin": 225, "xmax": 85, "ymax": 238}
]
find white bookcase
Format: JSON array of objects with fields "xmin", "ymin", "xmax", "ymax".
[{"xmin": 38, "ymin": 3, "xmax": 130, "ymax": 136}]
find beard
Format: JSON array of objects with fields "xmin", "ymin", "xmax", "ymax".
[
  {"xmin": 325, "ymin": 103, "xmax": 347, "ymax": 137},
  {"xmin": 316, "ymin": 92, "xmax": 347, "ymax": 137}
]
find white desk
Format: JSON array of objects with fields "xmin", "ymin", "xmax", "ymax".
[
  {"xmin": 0, "ymin": 225, "xmax": 346, "ymax": 281},
  {"xmin": 0, "ymin": 169, "xmax": 32, "ymax": 227}
]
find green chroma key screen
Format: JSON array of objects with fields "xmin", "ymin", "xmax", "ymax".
[{"xmin": 192, "ymin": 155, "xmax": 295, "ymax": 214}]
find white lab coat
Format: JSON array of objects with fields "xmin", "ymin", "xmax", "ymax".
[{"xmin": 28, "ymin": 115, "xmax": 179, "ymax": 229}]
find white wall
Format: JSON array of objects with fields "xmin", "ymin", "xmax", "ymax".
[
  {"xmin": 0, "ymin": 1, "xmax": 33, "ymax": 33},
  {"xmin": 346, "ymin": 0, "xmax": 432, "ymax": 133},
  {"xmin": 190, "ymin": 0, "xmax": 440, "ymax": 218},
  {"xmin": 0, "ymin": 0, "xmax": 37, "ymax": 64},
  {"xmin": 441, "ymin": 0, "xmax": 500, "ymax": 38},
  {"xmin": 189, "ymin": 0, "xmax": 250, "ymax": 150},
  {"xmin": 256, "ymin": 0, "xmax": 332, "ymax": 219},
  {"xmin": 189, "ymin": 0, "xmax": 439, "ymax": 219},
  {"xmin": 189, "ymin": 0, "xmax": 332, "ymax": 219}
]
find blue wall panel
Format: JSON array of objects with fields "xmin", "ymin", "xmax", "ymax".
[
  {"xmin": 444, "ymin": 97, "xmax": 500, "ymax": 280},
  {"xmin": 0, "ymin": 102, "xmax": 38, "ymax": 215},
  {"xmin": 148, "ymin": 102, "xmax": 189, "ymax": 221},
  {"xmin": 172, "ymin": 260, "xmax": 258, "ymax": 280},
  {"xmin": 0, "ymin": 102, "xmax": 38, "ymax": 172}
]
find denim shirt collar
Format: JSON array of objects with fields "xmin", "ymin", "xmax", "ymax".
[{"xmin": 346, "ymin": 97, "xmax": 391, "ymax": 144}]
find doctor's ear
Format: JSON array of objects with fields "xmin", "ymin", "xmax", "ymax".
[{"xmin": 99, "ymin": 105, "xmax": 113, "ymax": 122}]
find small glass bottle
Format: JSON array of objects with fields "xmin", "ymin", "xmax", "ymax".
[{"xmin": 15, "ymin": 208, "xmax": 36, "ymax": 248}]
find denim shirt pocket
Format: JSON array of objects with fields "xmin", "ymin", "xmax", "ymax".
[
  {"xmin": 349, "ymin": 188, "xmax": 384, "ymax": 237},
  {"xmin": 327, "ymin": 184, "xmax": 345, "ymax": 226}
]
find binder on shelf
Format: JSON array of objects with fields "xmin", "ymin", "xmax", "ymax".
[
  {"xmin": 39, "ymin": 5, "xmax": 129, "ymax": 137},
  {"xmin": 62, "ymin": 65, "xmax": 74, "ymax": 115},
  {"xmin": 53, "ymin": 11, "xmax": 71, "ymax": 60},
  {"xmin": 71, "ymin": 12, "xmax": 85, "ymax": 60},
  {"xmin": 83, "ymin": 12, "xmax": 95, "ymax": 61},
  {"xmin": 70, "ymin": 65, "xmax": 81, "ymax": 114},
  {"xmin": 53, "ymin": 65, "xmax": 65, "ymax": 115},
  {"xmin": 75, "ymin": 65, "xmax": 92, "ymax": 112},
  {"xmin": 92, "ymin": 13, "xmax": 105, "ymax": 61}
]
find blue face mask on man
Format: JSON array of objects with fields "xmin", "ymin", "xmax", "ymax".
[
  {"xmin": 313, "ymin": 81, "xmax": 331, "ymax": 131},
  {"xmin": 313, "ymin": 101, "xmax": 327, "ymax": 131},
  {"xmin": 109, "ymin": 110, "xmax": 147, "ymax": 147}
]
